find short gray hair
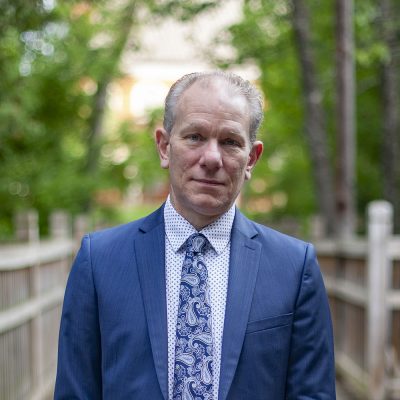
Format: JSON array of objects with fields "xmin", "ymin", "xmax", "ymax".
[{"xmin": 163, "ymin": 71, "xmax": 264, "ymax": 143}]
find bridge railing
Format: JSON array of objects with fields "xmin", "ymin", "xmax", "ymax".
[
  {"xmin": 316, "ymin": 201, "xmax": 400, "ymax": 400},
  {"xmin": 0, "ymin": 211, "xmax": 87, "ymax": 400},
  {"xmin": 1, "ymin": 203, "xmax": 399, "ymax": 399}
]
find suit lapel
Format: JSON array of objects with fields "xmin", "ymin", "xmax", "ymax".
[
  {"xmin": 135, "ymin": 207, "xmax": 168, "ymax": 400},
  {"xmin": 218, "ymin": 211, "xmax": 261, "ymax": 400},
  {"xmin": 134, "ymin": 207, "xmax": 261, "ymax": 400}
]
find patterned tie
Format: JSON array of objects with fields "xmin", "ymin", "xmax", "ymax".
[{"xmin": 173, "ymin": 233, "xmax": 214, "ymax": 400}]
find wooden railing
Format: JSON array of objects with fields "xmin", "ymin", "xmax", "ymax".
[
  {"xmin": 0, "ymin": 211, "xmax": 87, "ymax": 400},
  {"xmin": 1, "ymin": 203, "xmax": 399, "ymax": 399},
  {"xmin": 316, "ymin": 201, "xmax": 400, "ymax": 400}
]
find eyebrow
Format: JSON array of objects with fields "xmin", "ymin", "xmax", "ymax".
[
  {"xmin": 180, "ymin": 121, "xmax": 207, "ymax": 132},
  {"xmin": 180, "ymin": 121, "xmax": 244, "ymax": 136}
]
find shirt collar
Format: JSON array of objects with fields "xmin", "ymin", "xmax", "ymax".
[{"xmin": 164, "ymin": 196, "xmax": 235, "ymax": 255}]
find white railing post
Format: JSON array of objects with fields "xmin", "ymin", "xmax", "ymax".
[
  {"xmin": 367, "ymin": 200, "xmax": 393, "ymax": 400},
  {"xmin": 15, "ymin": 210, "xmax": 39, "ymax": 243},
  {"xmin": 74, "ymin": 214, "xmax": 89, "ymax": 244},
  {"xmin": 50, "ymin": 210, "xmax": 70, "ymax": 239}
]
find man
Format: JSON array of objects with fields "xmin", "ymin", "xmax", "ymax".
[{"xmin": 55, "ymin": 71, "xmax": 335, "ymax": 399}]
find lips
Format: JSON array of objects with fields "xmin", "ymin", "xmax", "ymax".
[{"xmin": 193, "ymin": 178, "xmax": 224, "ymax": 186}]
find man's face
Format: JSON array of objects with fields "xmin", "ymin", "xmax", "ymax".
[{"xmin": 156, "ymin": 79, "xmax": 263, "ymax": 229}]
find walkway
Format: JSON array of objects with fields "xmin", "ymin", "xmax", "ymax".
[{"xmin": 336, "ymin": 378, "xmax": 362, "ymax": 400}]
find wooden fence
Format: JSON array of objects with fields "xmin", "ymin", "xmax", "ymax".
[
  {"xmin": 316, "ymin": 201, "xmax": 400, "ymax": 400},
  {"xmin": 0, "ymin": 211, "xmax": 86, "ymax": 400}
]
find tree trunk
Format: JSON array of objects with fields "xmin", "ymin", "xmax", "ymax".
[
  {"xmin": 292, "ymin": 0, "xmax": 336, "ymax": 236},
  {"xmin": 380, "ymin": 0, "xmax": 400, "ymax": 233},
  {"xmin": 86, "ymin": 79, "xmax": 110, "ymax": 177},
  {"xmin": 83, "ymin": 1, "xmax": 137, "ymax": 211},
  {"xmin": 335, "ymin": 0, "xmax": 356, "ymax": 237}
]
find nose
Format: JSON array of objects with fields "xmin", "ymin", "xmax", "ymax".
[{"xmin": 199, "ymin": 140, "xmax": 223, "ymax": 170}]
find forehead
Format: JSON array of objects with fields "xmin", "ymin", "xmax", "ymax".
[{"xmin": 174, "ymin": 79, "xmax": 251, "ymax": 131}]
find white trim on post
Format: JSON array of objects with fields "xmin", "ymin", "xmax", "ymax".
[{"xmin": 367, "ymin": 200, "xmax": 393, "ymax": 400}]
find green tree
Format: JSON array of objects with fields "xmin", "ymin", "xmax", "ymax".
[
  {"xmin": 0, "ymin": 0, "xmax": 218, "ymax": 239},
  {"xmin": 380, "ymin": 0, "xmax": 400, "ymax": 231},
  {"xmin": 218, "ymin": 0, "xmax": 399, "ymax": 234}
]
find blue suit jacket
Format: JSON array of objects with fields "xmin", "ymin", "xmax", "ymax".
[{"xmin": 55, "ymin": 206, "xmax": 335, "ymax": 399}]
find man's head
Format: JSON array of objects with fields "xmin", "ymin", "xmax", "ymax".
[
  {"xmin": 163, "ymin": 71, "xmax": 264, "ymax": 144},
  {"xmin": 156, "ymin": 71, "xmax": 264, "ymax": 229}
]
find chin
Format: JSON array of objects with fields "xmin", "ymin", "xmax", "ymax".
[{"xmin": 191, "ymin": 196, "xmax": 230, "ymax": 216}]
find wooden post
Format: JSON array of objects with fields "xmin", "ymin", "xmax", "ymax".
[
  {"xmin": 29, "ymin": 228, "xmax": 43, "ymax": 399},
  {"xmin": 30, "ymin": 266, "xmax": 44, "ymax": 399},
  {"xmin": 50, "ymin": 210, "xmax": 70, "ymax": 239},
  {"xmin": 367, "ymin": 200, "xmax": 393, "ymax": 399},
  {"xmin": 74, "ymin": 214, "xmax": 89, "ymax": 243},
  {"xmin": 15, "ymin": 210, "xmax": 39, "ymax": 243}
]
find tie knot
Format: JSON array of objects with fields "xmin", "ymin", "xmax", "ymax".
[{"xmin": 186, "ymin": 233, "xmax": 208, "ymax": 255}]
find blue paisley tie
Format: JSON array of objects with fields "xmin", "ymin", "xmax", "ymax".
[{"xmin": 173, "ymin": 233, "xmax": 214, "ymax": 400}]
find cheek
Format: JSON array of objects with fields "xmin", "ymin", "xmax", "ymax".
[
  {"xmin": 226, "ymin": 157, "xmax": 248, "ymax": 181},
  {"xmin": 170, "ymin": 154, "xmax": 193, "ymax": 176},
  {"xmin": 179, "ymin": 152, "xmax": 200, "ymax": 170}
]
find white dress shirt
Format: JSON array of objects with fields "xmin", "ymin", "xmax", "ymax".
[{"xmin": 164, "ymin": 197, "xmax": 234, "ymax": 400}]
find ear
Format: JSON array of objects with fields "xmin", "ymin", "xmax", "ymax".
[
  {"xmin": 245, "ymin": 141, "xmax": 263, "ymax": 180},
  {"xmin": 155, "ymin": 128, "xmax": 170, "ymax": 169}
]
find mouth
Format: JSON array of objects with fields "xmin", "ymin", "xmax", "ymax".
[{"xmin": 192, "ymin": 178, "xmax": 224, "ymax": 186}]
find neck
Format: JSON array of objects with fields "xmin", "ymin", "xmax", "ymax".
[
  {"xmin": 179, "ymin": 209, "xmax": 220, "ymax": 231},
  {"xmin": 168, "ymin": 197, "xmax": 224, "ymax": 231}
]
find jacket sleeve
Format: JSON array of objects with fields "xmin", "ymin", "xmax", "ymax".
[
  {"xmin": 54, "ymin": 234, "xmax": 102, "ymax": 399},
  {"xmin": 285, "ymin": 244, "xmax": 336, "ymax": 399}
]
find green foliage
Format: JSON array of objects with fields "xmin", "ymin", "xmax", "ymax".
[
  {"xmin": 1, "ymin": 0, "xmax": 396, "ymax": 238},
  {"xmin": 218, "ymin": 0, "xmax": 314, "ymax": 224},
  {"xmin": 146, "ymin": 0, "xmax": 217, "ymax": 21},
  {"xmin": 1, "ymin": 1, "xmax": 104, "ymax": 236},
  {"xmin": 0, "ymin": 0, "xmax": 218, "ymax": 239},
  {"xmin": 99, "ymin": 110, "xmax": 167, "ymax": 192},
  {"xmin": 219, "ymin": 0, "xmax": 397, "ymax": 230}
]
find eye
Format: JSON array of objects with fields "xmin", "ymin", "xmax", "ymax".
[
  {"xmin": 186, "ymin": 133, "xmax": 202, "ymax": 142},
  {"xmin": 222, "ymin": 138, "xmax": 241, "ymax": 147}
]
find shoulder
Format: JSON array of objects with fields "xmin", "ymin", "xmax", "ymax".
[
  {"xmin": 83, "ymin": 205, "xmax": 164, "ymax": 252},
  {"xmin": 234, "ymin": 210, "xmax": 312, "ymax": 257},
  {"xmin": 71, "ymin": 205, "xmax": 165, "ymax": 279},
  {"xmin": 256, "ymin": 221, "xmax": 310, "ymax": 252}
]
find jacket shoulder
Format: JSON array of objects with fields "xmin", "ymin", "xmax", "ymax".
[
  {"xmin": 235, "ymin": 210, "xmax": 310, "ymax": 256},
  {"xmin": 254, "ymin": 221, "xmax": 309, "ymax": 249},
  {"xmin": 85, "ymin": 205, "xmax": 164, "ymax": 250}
]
